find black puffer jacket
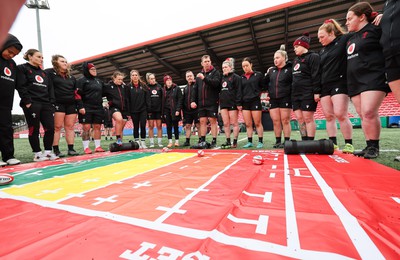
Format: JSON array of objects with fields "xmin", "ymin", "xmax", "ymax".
[
  {"xmin": 75, "ymin": 62, "xmax": 104, "ymax": 111},
  {"xmin": 380, "ymin": 0, "xmax": 400, "ymax": 57}
]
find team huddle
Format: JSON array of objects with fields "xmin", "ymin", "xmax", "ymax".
[{"xmin": 0, "ymin": 1, "xmax": 399, "ymax": 165}]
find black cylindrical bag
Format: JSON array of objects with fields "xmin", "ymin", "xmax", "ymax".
[
  {"xmin": 109, "ymin": 140, "xmax": 140, "ymax": 152},
  {"xmin": 284, "ymin": 139, "xmax": 334, "ymax": 155}
]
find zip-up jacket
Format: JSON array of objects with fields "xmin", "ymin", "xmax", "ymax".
[
  {"xmin": 220, "ymin": 72, "xmax": 242, "ymax": 108},
  {"xmin": 347, "ymin": 23, "xmax": 387, "ymax": 97},
  {"xmin": 292, "ymin": 51, "xmax": 321, "ymax": 99},
  {"xmin": 148, "ymin": 83, "xmax": 163, "ymax": 113},
  {"xmin": 17, "ymin": 63, "xmax": 55, "ymax": 106},
  {"xmin": 191, "ymin": 66, "xmax": 221, "ymax": 108},
  {"xmin": 380, "ymin": 0, "xmax": 400, "ymax": 57},
  {"xmin": 319, "ymin": 34, "xmax": 352, "ymax": 87},
  {"xmin": 264, "ymin": 62, "xmax": 292, "ymax": 99},
  {"xmin": 0, "ymin": 35, "xmax": 22, "ymax": 110},
  {"xmin": 75, "ymin": 62, "xmax": 104, "ymax": 111},
  {"xmin": 127, "ymin": 82, "xmax": 150, "ymax": 113},
  {"xmin": 45, "ymin": 68, "xmax": 77, "ymax": 105},
  {"xmin": 103, "ymin": 81, "xmax": 129, "ymax": 112},
  {"xmin": 240, "ymin": 71, "xmax": 265, "ymax": 103},
  {"xmin": 182, "ymin": 81, "xmax": 197, "ymax": 112},
  {"xmin": 162, "ymin": 84, "xmax": 183, "ymax": 118}
]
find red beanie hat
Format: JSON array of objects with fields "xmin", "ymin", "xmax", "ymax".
[
  {"xmin": 293, "ymin": 32, "xmax": 310, "ymax": 49},
  {"xmin": 163, "ymin": 74, "xmax": 172, "ymax": 84},
  {"xmin": 87, "ymin": 63, "xmax": 95, "ymax": 70}
]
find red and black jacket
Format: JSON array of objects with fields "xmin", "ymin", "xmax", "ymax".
[
  {"xmin": 264, "ymin": 62, "xmax": 292, "ymax": 100},
  {"xmin": 191, "ymin": 66, "xmax": 221, "ymax": 108}
]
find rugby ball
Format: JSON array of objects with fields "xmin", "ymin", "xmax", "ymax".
[
  {"xmin": 0, "ymin": 173, "xmax": 14, "ymax": 185},
  {"xmin": 162, "ymin": 147, "xmax": 170, "ymax": 153},
  {"xmin": 252, "ymin": 155, "xmax": 264, "ymax": 165},
  {"xmin": 197, "ymin": 150, "xmax": 205, "ymax": 157}
]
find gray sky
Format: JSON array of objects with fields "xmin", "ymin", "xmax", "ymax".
[{"xmin": 9, "ymin": 0, "xmax": 294, "ymax": 114}]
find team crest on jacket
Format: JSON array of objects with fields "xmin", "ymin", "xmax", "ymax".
[
  {"xmin": 222, "ymin": 81, "xmax": 228, "ymax": 88},
  {"xmin": 152, "ymin": 89, "xmax": 157, "ymax": 95},
  {"xmin": 347, "ymin": 43, "xmax": 355, "ymax": 55},
  {"xmin": 293, "ymin": 63, "xmax": 300, "ymax": 71},
  {"xmin": 35, "ymin": 75, "xmax": 44, "ymax": 83},
  {"xmin": 4, "ymin": 67, "xmax": 11, "ymax": 77}
]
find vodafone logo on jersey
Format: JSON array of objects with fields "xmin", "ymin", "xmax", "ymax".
[
  {"xmin": 347, "ymin": 43, "xmax": 355, "ymax": 55},
  {"xmin": 293, "ymin": 63, "xmax": 300, "ymax": 71},
  {"xmin": 152, "ymin": 89, "xmax": 157, "ymax": 95},
  {"xmin": 35, "ymin": 75, "xmax": 44, "ymax": 83},
  {"xmin": 222, "ymin": 81, "xmax": 227, "ymax": 88},
  {"xmin": 4, "ymin": 67, "xmax": 12, "ymax": 77}
]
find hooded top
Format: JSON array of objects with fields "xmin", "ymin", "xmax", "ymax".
[
  {"xmin": 75, "ymin": 62, "xmax": 105, "ymax": 111},
  {"xmin": 0, "ymin": 34, "xmax": 23, "ymax": 110}
]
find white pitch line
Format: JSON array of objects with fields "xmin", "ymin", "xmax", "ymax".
[
  {"xmin": 284, "ymin": 153, "xmax": 301, "ymax": 250},
  {"xmin": 301, "ymin": 154, "xmax": 384, "ymax": 260}
]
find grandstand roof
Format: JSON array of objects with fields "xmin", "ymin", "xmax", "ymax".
[{"xmin": 70, "ymin": 0, "xmax": 386, "ymax": 85}]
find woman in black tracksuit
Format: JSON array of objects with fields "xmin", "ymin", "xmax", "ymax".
[
  {"xmin": 219, "ymin": 58, "xmax": 242, "ymax": 148},
  {"xmin": 146, "ymin": 73, "xmax": 164, "ymax": 148},
  {"xmin": 45, "ymin": 54, "xmax": 79, "ymax": 157},
  {"xmin": 292, "ymin": 33, "xmax": 321, "ymax": 141},
  {"xmin": 345, "ymin": 2, "xmax": 390, "ymax": 159},
  {"xmin": 127, "ymin": 69, "xmax": 150, "ymax": 148},
  {"xmin": 76, "ymin": 62, "xmax": 105, "ymax": 154},
  {"xmin": 17, "ymin": 49, "xmax": 58, "ymax": 162},
  {"xmin": 162, "ymin": 75, "xmax": 183, "ymax": 148},
  {"xmin": 103, "ymin": 71, "xmax": 129, "ymax": 145},
  {"xmin": 241, "ymin": 57, "xmax": 266, "ymax": 149},
  {"xmin": 264, "ymin": 45, "xmax": 293, "ymax": 148}
]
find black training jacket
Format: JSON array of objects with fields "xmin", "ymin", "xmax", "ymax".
[
  {"xmin": 182, "ymin": 81, "xmax": 197, "ymax": 112},
  {"xmin": 17, "ymin": 63, "xmax": 55, "ymax": 106},
  {"xmin": 148, "ymin": 83, "xmax": 163, "ymax": 113},
  {"xmin": 45, "ymin": 68, "xmax": 77, "ymax": 105},
  {"xmin": 191, "ymin": 66, "xmax": 221, "ymax": 108},
  {"xmin": 292, "ymin": 51, "xmax": 321, "ymax": 99},
  {"xmin": 380, "ymin": 0, "xmax": 400, "ymax": 56},
  {"xmin": 319, "ymin": 34, "xmax": 353, "ymax": 87},
  {"xmin": 103, "ymin": 81, "xmax": 129, "ymax": 112},
  {"xmin": 0, "ymin": 35, "xmax": 21, "ymax": 110},
  {"xmin": 162, "ymin": 84, "xmax": 183, "ymax": 118},
  {"xmin": 264, "ymin": 62, "xmax": 292, "ymax": 99},
  {"xmin": 240, "ymin": 71, "xmax": 265, "ymax": 103},
  {"xmin": 220, "ymin": 72, "xmax": 242, "ymax": 108},
  {"xmin": 127, "ymin": 82, "xmax": 150, "ymax": 113}
]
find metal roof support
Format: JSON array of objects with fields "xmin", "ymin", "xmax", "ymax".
[
  {"xmin": 105, "ymin": 57, "xmax": 130, "ymax": 76},
  {"xmin": 248, "ymin": 18, "xmax": 264, "ymax": 69},
  {"xmin": 197, "ymin": 32, "xmax": 222, "ymax": 68},
  {"xmin": 146, "ymin": 46, "xmax": 183, "ymax": 80},
  {"xmin": 284, "ymin": 8, "xmax": 289, "ymax": 48}
]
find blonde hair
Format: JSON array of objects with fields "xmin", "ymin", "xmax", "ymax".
[
  {"xmin": 319, "ymin": 19, "xmax": 345, "ymax": 37},
  {"xmin": 146, "ymin": 72, "xmax": 155, "ymax": 83},
  {"xmin": 222, "ymin": 57, "xmax": 235, "ymax": 72},
  {"xmin": 275, "ymin": 45, "xmax": 288, "ymax": 62}
]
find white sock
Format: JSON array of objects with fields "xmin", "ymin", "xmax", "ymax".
[
  {"xmin": 158, "ymin": 138, "xmax": 162, "ymax": 144},
  {"xmin": 44, "ymin": 150, "xmax": 51, "ymax": 155},
  {"xmin": 94, "ymin": 139, "xmax": 101, "ymax": 148},
  {"xmin": 150, "ymin": 138, "xmax": 154, "ymax": 144},
  {"xmin": 168, "ymin": 139, "xmax": 172, "ymax": 144},
  {"xmin": 83, "ymin": 140, "xmax": 90, "ymax": 149}
]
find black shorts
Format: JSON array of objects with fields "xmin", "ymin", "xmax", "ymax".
[
  {"xmin": 54, "ymin": 103, "xmax": 77, "ymax": 115},
  {"xmin": 292, "ymin": 99, "xmax": 318, "ymax": 112},
  {"xmin": 198, "ymin": 106, "xmax": 218, "ymax": 118},
  {"xmin": 78, "ymin": 110, "xmax": 104, "ymax": 124},
  {"xmin": 242, "ymin": 99, "xmax": 262, "ymax": 111},
  {"xmin": 110, "ymin": 107, "xmax": 128, "ymax": 120},
  {"xmin": 220, "ymin": 105, "xmax": 238, "ymax": 111},
  {"xmin": 269, "ymin": 96, "xmax": 292, "ymax": 109},
  {"xmin": 183, "ymin": 110, "xmax": 199, "ymax": 125},
  {"xmin": 385, "ymin": 54, "xmax": 400, "ymax": 83},
  {"xmin": 147, "ymin": 111, "xmax": 162, "ymax": 120},
  {"xmin": 103, "ymin": 109, "xmax": 113, "ymax": 127},
  {"xmin": 320, "ymin": 82, "xmax": 348, "ymax": 97}
]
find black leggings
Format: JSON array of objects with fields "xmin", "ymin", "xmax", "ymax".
[
  {"xmin": 131, "ymin": 111, "xmax": 147, "ymax": 139},
  {"xmin": 23, "ymin": 103, "xmax": 55, "ymax": 152},
  {"xmin": 164, "ymin": 112, "xmax": 179, "ymax": 140},
  {"xmin": 0, "ymin": 109, "xmax": 14, "ymax": 161}
]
